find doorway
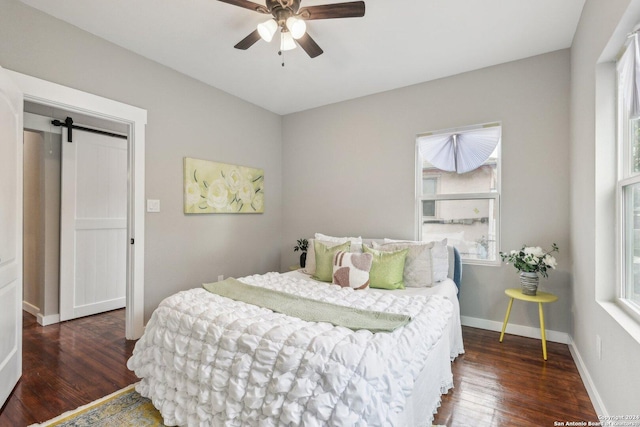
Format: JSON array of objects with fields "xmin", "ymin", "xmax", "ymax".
[
  {"xmin": 9, "ymin": 68, "xmax": 147, "ymax": 340},
  {"xmin": 23, "ymin": 108, "xmax": 129, "ymax": 324}
]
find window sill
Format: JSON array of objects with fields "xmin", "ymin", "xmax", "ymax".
[
  {"xmin": 597, "ymin": 300, "xmax": 640, "ymax": 345},
  {"xmin": 462, "ymin": 258, "xmax": 501, "ymax": 267}
]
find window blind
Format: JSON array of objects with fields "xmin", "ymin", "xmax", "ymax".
[{"xmin": 418, "ymin": 125, "xmax": 501, "ymax": 174}]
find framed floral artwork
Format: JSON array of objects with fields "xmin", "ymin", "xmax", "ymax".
[{"xmin": 183, "ymin": 157, "xmax": 264, "ymax": 214}]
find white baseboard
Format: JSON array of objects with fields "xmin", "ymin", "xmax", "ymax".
[
  {"xmin": 37, "ymin": 312, "xmax": 60, "ymax": 326},
  {"xmin": 461, "ymin": 315, "xmax": 570, "ymax": 344},
  {"xmin": 22, "ymin": 301, "xmax": 40, "ymax": 317},
  {"xmin": 568, "ymin": 338, "xmax": 607, "ymax": 417},
  {"xmin": 22, "ymin": 301, "xmax": 61, "ymax": 325}
]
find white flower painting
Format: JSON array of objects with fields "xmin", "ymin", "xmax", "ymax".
[{"xmin": 184, "ymin": 157, "xmax": 264, "ymax": 214}]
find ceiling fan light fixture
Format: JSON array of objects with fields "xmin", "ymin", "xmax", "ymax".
[
  {"xmin": 286, "ymin": 16, "xmax": 307, "ymax": 39},
  {"xmin": 257, "ymin": 18, "xmax": 278, "ymax": 42},
  {"xmin": 280, "ymin": 31, "xmax": 297, "ymax": 51},
  {"xmin": 223, "ymin": 0, "xmax": 366, "ymax": 58}
]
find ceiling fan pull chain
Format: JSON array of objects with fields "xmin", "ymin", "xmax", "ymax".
[{"xmin": 278, "ymin": 31, "xmax": 286, "ymax": 67}]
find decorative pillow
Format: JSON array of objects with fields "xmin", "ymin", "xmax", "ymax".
[
  {"xmin": 362, "ymin": 245, "xmax": 408, "ymax": 290},
  {"xmin": 314, "ymin": 233, "xmax": 363, "ymax": 253},
  {"xmin": 312, "ymin": 240, "xmax": 351, "ymax": 282},
  {"xmin": 332, "ymin": 251, "xmax": 373, "ymax": 290},
  {"xmin": 304, "ymin": 239, "xmax": 342, "ymax": 275},
  {"xmin": 374, "ymin": 238, "xmax": 449, "ymax": 287}
]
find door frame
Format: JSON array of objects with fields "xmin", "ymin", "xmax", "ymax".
[{"xmin": 8, "ymin": 69, "xmax": 147, "ymax": 340}]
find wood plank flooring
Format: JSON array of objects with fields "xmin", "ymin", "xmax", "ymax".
[
  {"xmin": 0, "ymin": 311, "xmax": 597, "ymax": 426},
  {"xmin": 0, "ymin": 310, "xmax": 137, "ymax": 427},
  {"xmin": 433, "ymin": 327, "xmax": 598, "ymax": 426}
]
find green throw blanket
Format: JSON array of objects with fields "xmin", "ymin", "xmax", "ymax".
[{"xmin": 202, "ymin": 278, "xmax": 411, "ymax": 333}]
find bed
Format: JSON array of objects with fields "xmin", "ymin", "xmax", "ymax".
[{"xmin": 127, "ymin": 237, "xmax": 464, "ymax": 426}]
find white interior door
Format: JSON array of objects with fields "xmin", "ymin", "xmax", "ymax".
[
  {"xmin": 59, "ymin": 128, "xmax": 127, "ymax": 321},
  {"xmin": 0, "ymin": 67, "xmax": 23, "ymax": 408}
]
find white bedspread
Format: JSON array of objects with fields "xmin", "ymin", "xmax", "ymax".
[
  {"xmin": 285, "ymin": 270, "xmax": 465, "ymax": 360},
  {"xmin": 127, "ymin": 272, "xmax": 453, "ymax": 426}
]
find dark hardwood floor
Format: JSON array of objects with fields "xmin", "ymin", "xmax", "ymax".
[
  {"xmin": 433, "ymin": 327, "xmax": 598, "ymax": 426},
  {"xmin": 0, "ymin": 310, "xmax": 138, "ymax": 427},
  {"xmin": 0, "ymin": 312, "xmax": 597, "ymax": 426}
]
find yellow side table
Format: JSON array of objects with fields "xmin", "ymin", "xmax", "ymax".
[{"xmin": 499, "ymin": 288, "xmax": 558, "ymax": 360}]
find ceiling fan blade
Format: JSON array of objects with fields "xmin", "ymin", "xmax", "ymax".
[
  {"xmin": 298, "ymin": 1, "xmax": 365, "ymax": 20},
  {"xmin": 234, "ymin": 29, "xmax": 261, "ymax": 50},
  {"xmin": 297, "ymin": 33, "xmax": 323, "ymax": 58},
  {"xmin": 217, "ymin": 0, "xmax": 268, "ymax": 13}
]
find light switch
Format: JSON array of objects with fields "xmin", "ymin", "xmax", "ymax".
[{"xmin": 147, "ymin": 199, "xmax": 160, "ymax": 212}]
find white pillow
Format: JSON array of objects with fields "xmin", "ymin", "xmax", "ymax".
[
  {"xmin": 332, "ymin": 251, "xmax": 373, "ymax": 290},
  {"xmin": 314, "ymin": 233, "xmax": 363, "ymax": 253},
  {"xmin": 373, "ymin": 239, "xmax": 448, "ymax": 287}
]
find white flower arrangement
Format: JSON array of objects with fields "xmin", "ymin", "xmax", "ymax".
[{"xmin": 500, "ymin": 243, "xmax": 558, "ymax": 278}]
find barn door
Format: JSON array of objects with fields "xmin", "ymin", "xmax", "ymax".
[{"xmin": 59, "ymin": 127, "xmax": 127, "ymax": 321}]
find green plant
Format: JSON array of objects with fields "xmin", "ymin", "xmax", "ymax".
[
  {"xmin": 499, "ymin": 243, "xmax": 559, "ymax": 278},
  {"xmin": 294, "ymin": 238, "xmax": 308, "ymax": 253}
]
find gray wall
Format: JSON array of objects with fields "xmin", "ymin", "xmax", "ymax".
[
  {"xmin": 21, "ymin": 126, "xmax": 62, "ymax": 320},
  {"xmin": 22, "ymin": 128, "xmax": 61, "ymax": 318},
  {"xmin": 0, "ymin": 0, "xmax": 283, "ymax": 320},
  {"xmin": 23, "ymin": 131, "xmax": 44, "ymax": 312},
  {"xmin": 571, "ymin": 0, "xmax": 640, "ymax": 415},
  {"xmin": 42, "ymin": 130, "xmax": 61, "ymax": 319},
  {"xmin": 282, "ymin": 50, "xmax": 572, "ymax": 335}
]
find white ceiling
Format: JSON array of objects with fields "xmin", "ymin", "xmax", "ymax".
[{"xmin": 20, "ymin": 0, "xmax": 585, "ymax": 115}]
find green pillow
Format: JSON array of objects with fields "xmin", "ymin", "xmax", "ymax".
[
  {"xmin": 363, "ymin": 245, "xmax": 408, "ymax": 290},
  {"xmin": 313, "ymin": 240, "xmax": 351, "ymax": 282}
]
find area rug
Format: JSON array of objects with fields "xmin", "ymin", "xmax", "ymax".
[
  {"xmin": 30, "ymin": 383, "xmax": 446, "ymax": 427},
  {"xmin": 28, "ymin": 384, "xmax": 164, "ymax": 427}
]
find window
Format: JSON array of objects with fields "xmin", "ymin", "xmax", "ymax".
[
  {"xmin": 422, "ymin": 177, "xmax": 438, "ymax": 217},
  {"xmin": 416, "ymin": 123, "xmax": 501, "ymax": 264},
  {"xmin": 617, "ymin": 34, "xmax": 640, "ymax": 312}
]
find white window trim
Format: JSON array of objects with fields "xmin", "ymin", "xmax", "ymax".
[
  {"xmin": 415, "ymin": 123, "xmax": 502, "ymax": 266},
  {"xmin": 616, "ymin": 180, "xmax": 640, "ymax": 325},
  {"xmin": 423, "ymin": 192, "xmax": 499, "ymax": 201},
  {"xmin": 615, "ymin": 50, "xmax": 640, "ymax": 325}
]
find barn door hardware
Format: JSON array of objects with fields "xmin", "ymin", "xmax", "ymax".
[{"xmin": 51, "ymin": 116, "xmax": 128, "ymax": 143}]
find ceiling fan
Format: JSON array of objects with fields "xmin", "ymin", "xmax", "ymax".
[{"xmin": 218, "ymin": 0, "xmax": 365, "ymax": 58}]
